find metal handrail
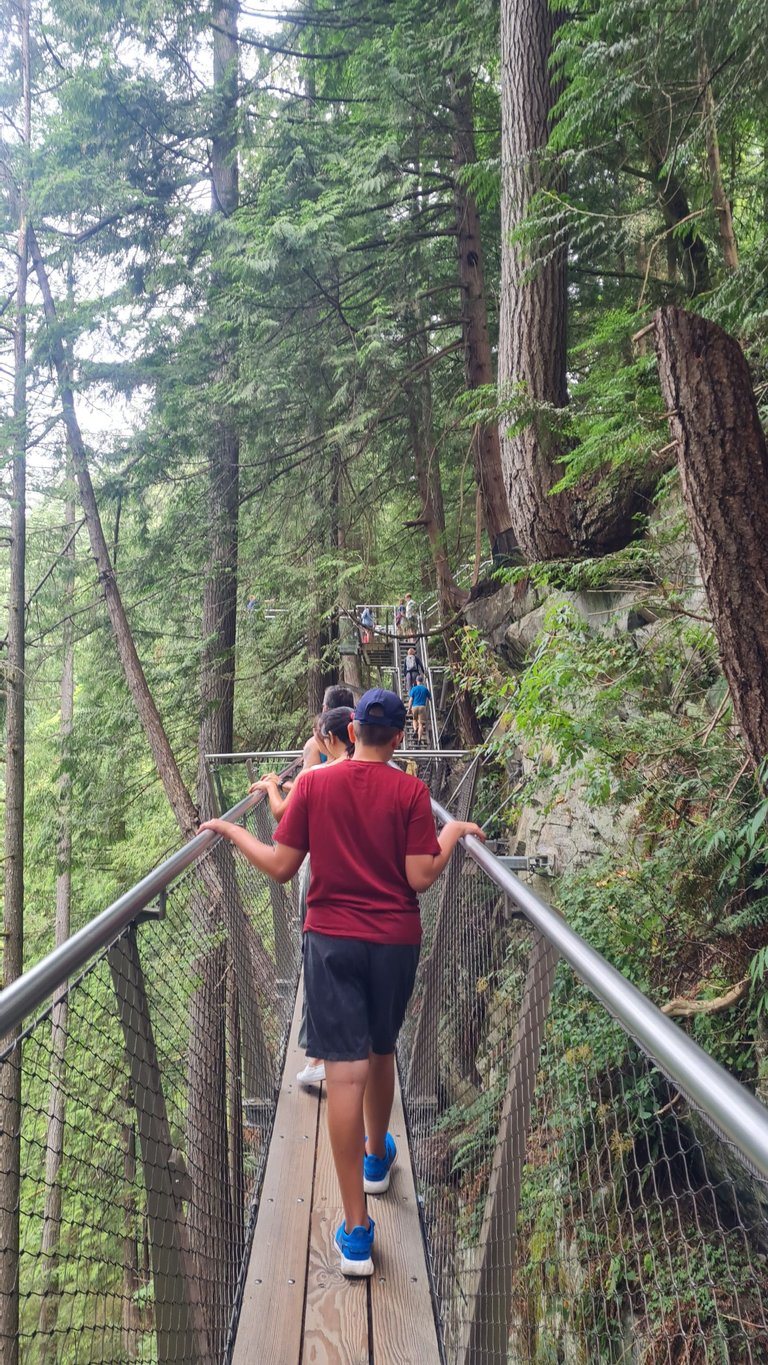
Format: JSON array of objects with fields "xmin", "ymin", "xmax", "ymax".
[
  {"xmin": 0, "ymin": 785, "xmax": 272, "ymax": 1040},
  {"xmin": 430, "ymin": 795, "xmax": 768, "ymax": 1182},
  {"xmin": 211, "ymin": 750, "xmax": 471, "ymax": 763},
  {"xmin": 8, "ymin": 769, "xmax": 767, "ymax": 1184}
]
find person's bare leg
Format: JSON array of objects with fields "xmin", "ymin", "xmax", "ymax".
[
  {"xmin": 364, "ymin": 1051, "xmax": 395, "ymax": 1159},
  {"xmin": 325, "ymin": 1059, "xmax": 368, "ymax": 1230}
]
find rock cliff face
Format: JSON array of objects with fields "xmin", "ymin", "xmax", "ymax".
[
  {"xmin": 463, "ymin": 508, "xmax": 707, "ymax": 891},
  {"xmin": 464, "ymin": 579, "xmax": 656, "ymax": 888}
]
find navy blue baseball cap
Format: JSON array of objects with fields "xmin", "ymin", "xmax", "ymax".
[{"xmin": 354, "ymin": 688, "xmax": 406, "ymax": 730}]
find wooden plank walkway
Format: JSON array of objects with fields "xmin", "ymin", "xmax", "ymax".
[{"xmin": 233, "ymin": 990, "xmax": 442, "ymax": 1365}]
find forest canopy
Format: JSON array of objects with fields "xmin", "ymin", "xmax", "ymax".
[
  {"xmin": 0, "ymin": 0, "xmax": 765, "ymax": 953},
  {"xmin": 4, "ymin": 0, "xmax": 768, "ymax": 1359}
]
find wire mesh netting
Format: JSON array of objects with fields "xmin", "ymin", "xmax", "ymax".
[
  {"xmin": 399, "ymin": 853, "xmax": 768, "ymax": 1364},
  {"xmin": 0, "ymin": 796, "xmax": 300, "ymax": 1364},
  {"xmin": 4, "ymin": 761, "xmax": 768, "ymax": 1364}
]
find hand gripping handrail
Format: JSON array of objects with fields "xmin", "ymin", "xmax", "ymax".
[
  {"xmin": 431, "ymin": 795, "xmax": 768, "ymax": 1182},
  {"xmin": 0, "ymin": 786, "xmax": 269, "ymax": 1041}
]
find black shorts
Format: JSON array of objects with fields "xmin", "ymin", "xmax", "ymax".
[{"xmin": 303, "ymin": 931, "xmax": 420, "ymax": 1062}]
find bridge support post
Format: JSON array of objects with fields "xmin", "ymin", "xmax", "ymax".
[
  {"xmin": 455, "ymin": 928, "xmax": 559, "ymax": 1365},
  {"xmin": 109, "ymin": 928, "xmax": 208, "ymax": 1365}
]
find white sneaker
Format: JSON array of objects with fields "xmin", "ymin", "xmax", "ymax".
[{"xmin": 296, "ymin": 1060, "xmax": 326, "ymax": 1086}]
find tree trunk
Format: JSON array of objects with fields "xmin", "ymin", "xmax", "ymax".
[
  {"xmin": 306, "ymin": 452, "xmax": 336, "ymax": 710},
  {"xmin": 37, "ymin": 485, "xmax": 76, "ymax": 1356},
  {"xmin": 407, "ymin": 332, "xmax": 482, "ymax": 747},
  {"xmin": 192, "ymin": 16, "xmax": 250, "ymax": 1338},
  {"xmin": 226, "ymin": 979, "xmax": 245, "ymax": 1301},
  {"xmin": 335, "ymin": 451, "xmax": 363, "ymax": 694},
  {"xmin": 696, "ymin": 28, "xmax": 739, "ymax": 273},
  {"xmin": 186, "ymin": 941, "xmax": 230, "ymax": 1360},
  {"xmin": 199, "ymin": 0, "xmax": 240, "ymax": 812},
  {"xmin": 498, "ymin": 0, "xmax": 573, "ymax": 561},
  {"xmin": 497, "ymin": 0, "xmax": 671, "ymax": 560},
  {"xmin": 28, "ymin": 226, "xmax": 199, "ymax": 839},
  {"xmin": 408, "ymin": 362, "xmax": 466, "ymax": 620},
  {"xmin": 653, "ymin": 306, "xmax": 768, "ymax": 770},
  {"xmin": 198, "ymin": 412, "xmax": 238, "ymax": 785},
  {"xmin": 211, "ymin": 0, "xmax": 239, "ymax": 220},
  {"xmin": 307, "ymin": 564, "xmax": 326, "ymax": 714},
  {"xmin": 449, "ymin": 73, "xmax": 517, "ymax": 562},
  {"xmin": 0, "ymin": 5, "xmax": 30, "ymax": 1355},
  {"xmin": 649, "ymin": 146, "xmax": 712, "ymax": 296}
]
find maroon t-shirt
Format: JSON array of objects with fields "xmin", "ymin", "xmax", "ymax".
[{"xmin": 274, "ymin": 759, "xmax": 441, "ymax": 945}]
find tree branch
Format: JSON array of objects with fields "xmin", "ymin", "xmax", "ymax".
[{"xmin": 661, "ymin": 978, "xmax": 749, "ymax": 1017}]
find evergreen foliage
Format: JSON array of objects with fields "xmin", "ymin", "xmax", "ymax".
[{"xmin": 2, "ymin": 0, "xmax": 768, "ymax": 1354}]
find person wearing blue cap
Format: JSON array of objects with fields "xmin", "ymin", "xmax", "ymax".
[{"xmin": 200, "ymin": 688, "xmax": 484, "ymax": 1279}]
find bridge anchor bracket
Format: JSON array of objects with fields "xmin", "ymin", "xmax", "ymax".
[
  {"xmin": 497, "ymin": 851, "xmax": 556, "ymax": 877},
  {"xmin": 135, "ymin": 888, "xmax": 167, "ymax": 925}
]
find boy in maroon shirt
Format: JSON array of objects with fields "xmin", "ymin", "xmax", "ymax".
[{"xmin": 201, "ymin": 688, "xmax": 484, "ymax": 1276}]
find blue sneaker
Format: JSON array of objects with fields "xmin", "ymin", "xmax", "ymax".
[
  {"xmin": 363, "ymin": 1132, "xmax": 397, "ymax": 1194},
  {"xmin": 335, "ymin": 1217, "xmax": 375, "ymax": 1277}
]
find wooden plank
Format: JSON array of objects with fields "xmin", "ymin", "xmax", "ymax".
[
  {"xmin": 233, "ymin": 987, "xmax": 321, "ymax": 1365},
  {"xmin": 303, "ymin": 1090, "xmax": 369, "ymax": 1364},
  {"xmin": 369, "ymin": 1075, "xmax": 442, "ymax": 1364}
]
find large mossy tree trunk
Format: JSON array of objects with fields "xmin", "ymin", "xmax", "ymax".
[
  {"xmin": 498, "ymin": 0, "xmax": 573, "ymax": 561},
  {"xmin": 654, "ymin": 306, "xmax": 768, "ymax": 771},
  {"xmin": 498, "ymin": 0, "xmax": 663, "ymax": 561}
]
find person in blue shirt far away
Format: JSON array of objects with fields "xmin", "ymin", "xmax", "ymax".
[{"xmin": 408, "ymin": 676, "xmax": 431, "ymax": 745}]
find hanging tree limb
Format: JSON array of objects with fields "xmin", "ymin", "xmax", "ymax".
[{"xmin": 661, "ymin": 979, "xmax": 748, "ymax": 1017}]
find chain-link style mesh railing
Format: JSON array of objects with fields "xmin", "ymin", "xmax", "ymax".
[
  {"xmin": 400, "ymin": 801, "xmax": 768, "ymax": 1364},
  {"xmin": 5, "ymin": 755, "xmax": 768, "ymax": 1365},
  {"xmin": 0, "ymin": 787, "xmax": 300, "ymax": 1365}
]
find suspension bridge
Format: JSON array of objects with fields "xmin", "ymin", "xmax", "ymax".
[{"xmin": 1, "ymin": 605, "xmax": 768, "ymax": 1362}]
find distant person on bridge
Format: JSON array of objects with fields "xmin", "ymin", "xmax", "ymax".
[
  {"xmin": 408, "ymin": 676, "xmax": 431, "ymax": 745},
  {"xmin": 302, "ymin": 685, "xmax": 354, "ymax": 770},
  {"xmin": 250, "ymin": 707, "xmax": 355, "ymax": 821},
  {"xmin": 199, "ymin": 687, "xmax": 485, "ymax": 1279},
  {"xmin": 404, "ymin": 592, "xmax": 416, "ymax": 627},
  {"xmin": 394, "ymin": 597, "xmax": 406, "ymax": 635},
  {"xmin": 403, "ymin": 645, "xmax": 424, "ymax": 692},
  {"xmin": 360, "ymin": 606, "xmax": 374, "ymax": 644}
]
